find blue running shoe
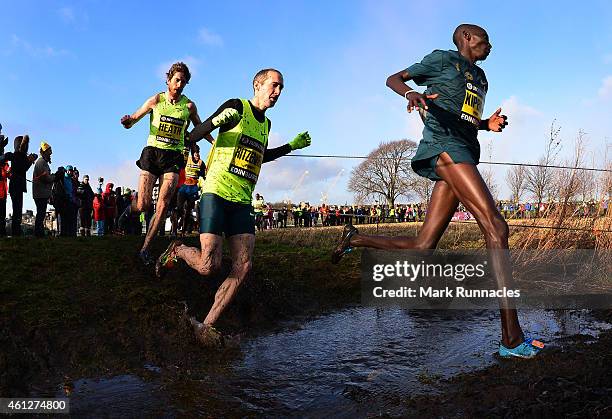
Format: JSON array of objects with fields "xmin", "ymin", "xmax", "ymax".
[
  {"xmin": 499, "ymin": 338, "xmax": 544, "ymax": 359},
  {"xmin": 331, "ymin": 224, "xmax": 358, "ymax": 264}
]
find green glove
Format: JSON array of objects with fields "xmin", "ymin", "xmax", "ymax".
[
  {"xmin": 212, "ymin": 108, "xmax": 241, "ymax": 127},
  {"xmin": 289, "ymin": 131, "xmax": 311, "ymax": 150}
]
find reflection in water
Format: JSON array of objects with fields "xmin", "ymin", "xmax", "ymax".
[{"xmin": 63, "ymin": 308, "xmax": 610, "ymax": 416}]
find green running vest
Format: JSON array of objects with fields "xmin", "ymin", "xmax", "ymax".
[
  {"xmin": 203, "ymin": 99, "xmax": 268, "ymax": 204},
  {"xmin": 147, "ymin": 92, "xmax": 190, "ymax": 151}
]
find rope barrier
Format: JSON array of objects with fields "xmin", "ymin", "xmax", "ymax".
[{"xmin": 285, "ymin": 154, "xmax": 612, "ymax": 173}]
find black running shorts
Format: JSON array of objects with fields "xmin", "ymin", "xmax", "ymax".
[{"xmin": 136, "ymin": 146, "xmax": 184, "ymax": 177}]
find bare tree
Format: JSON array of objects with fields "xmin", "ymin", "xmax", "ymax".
[
  {"xmin": 348, "ymin": 139, "xmax": 417, "ymax": 207},
  {"xmin": 576, "ymin": 152, "xmax": 596, "ymax": 203},
  {"xmin": 553, "ymin": 130, "xmax": 587, "ymax": 223},
  {"xmin": 525, "ymin": 120, "xmax": 562, "ymax": 215},
  {"xmin": 481, "ymin": 142, "xmax": 499, "ymax": 200},
  {"xmin": 505, "ymin": 165, "xmax": 527, "ymax": 202},
  {"xmin": 412, "ymin": 176, "xmax": 435, "ymax": 205}
]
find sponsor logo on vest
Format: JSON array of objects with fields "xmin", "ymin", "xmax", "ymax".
[
  {"xmin": 229, "ymin": 135, "xmax": 264, "ymax": 183},
  {"xmin": 460, "ymin": 82, "xmax": 486, "ymax": 126},
  {"xmin": 157, "ymin": 115, "xmax": 185, "ymax": 144}
]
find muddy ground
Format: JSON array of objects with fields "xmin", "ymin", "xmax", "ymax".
[{"xmin": 1, "ymin": 226, "xmax": 610, "ymax": 416}]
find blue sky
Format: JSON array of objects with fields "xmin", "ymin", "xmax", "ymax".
[{"xmin": 2, "ymin": 0, "xmax": 612, "ymax": 211}]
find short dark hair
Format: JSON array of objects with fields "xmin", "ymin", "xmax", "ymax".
[
  {"xmin": 253, "ymin": 68, "xmax": 282, "ymax": 89},
  {"xmin": 14, "ymin": 135, "xmax": 29, "ymax": 153},
  {"xmin": 166, "ymin": 62, "xmax": 191, "ymax": 83},
  {"xmin": 453, "ymin": 24, "xmax": 484, "ymax": 48}
]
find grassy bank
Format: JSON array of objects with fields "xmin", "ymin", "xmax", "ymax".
[
  {"xmin": 0, "ymin": 229, "xmax": 361, "ymax": 396},
  {"xmin": 1, "ymin": 221, "xmax": 610, "ymax": 411}
]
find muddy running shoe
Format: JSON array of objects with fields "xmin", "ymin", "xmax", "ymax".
[
  {"xmin": 138, "ymin": 249, "xmax": 155, "ymax": 267},
  {"xmin": 499, "ymin": 338, "xmax": 544, "ymax": 359},
  {"xmin": 331, "ymin": 224, "xmax": 359, "ymax": 264},
  {"xmin": 155, "ymin": 240, "xmax": 182, "ymax": 278},
  {"xmin": 193, "ymin": 321, "xmax": 225, "ymax": 348}
]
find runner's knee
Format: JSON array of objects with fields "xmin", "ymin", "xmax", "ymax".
[
  {"xmin": 231, "ymin": 260, "xmax": 252, "ymax": 281},
  {"xmin": 481, "ymin": 214, "xmax": 509, "ymax": 246},
  {"xmin": 197, "ymin": 260, "xmax": 221, "ymax": 276}
]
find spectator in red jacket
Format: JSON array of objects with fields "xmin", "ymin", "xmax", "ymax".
[
  {"xmin": 0, "ymin": 136, "xmax": 10, "ymax": 237},
  {"xmin": 93, "ymin": 188, "xmax": 106, "ymax": 236}
]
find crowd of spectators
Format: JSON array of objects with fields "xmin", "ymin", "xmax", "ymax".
[
  {"xmin": 0, "ymin": 133, "xmax": 148, "ymax": 237},
  {"xmin": 0, "ymin": 132, "xmax": 609, "ymax": 237}
]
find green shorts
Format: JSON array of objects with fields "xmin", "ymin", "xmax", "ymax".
[
  {"xmin": 199, "ymin": 193, "xmax": 255, "ymax": 236},
  {"xmin": 411, "ymin": 142, "xmax": 479, "ymax": 181}
]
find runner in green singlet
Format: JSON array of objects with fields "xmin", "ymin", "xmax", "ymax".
[
  {"xmin": 331, "ymin": 24, "xmax": 544, "ymax": 359},
  {"xmin": 155, "ymin": 69, "xmax": 312, "ymax": 346},
  {"xmin": 120, "ymin": 62, "xmax": 213, "ymax": 266}
]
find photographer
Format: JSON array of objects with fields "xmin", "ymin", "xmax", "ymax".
[
  {"xmin": 60, "ymin": 165, "xmax": 76, "ymax": 236},
  {"xmin": 77, "ymin": 175, "xmax": 95, "ymax": 236}
]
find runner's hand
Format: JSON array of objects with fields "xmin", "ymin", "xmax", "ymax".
[
  {"xmin": 406, "ymin": 92, "xmax": 439, "ymax": 113},
  {"xmin": 289, "ymin": 132, "xmax": 311, "ymax": 150},
  {"xmin": 487, "ymin": 108, "xmax": 508, "ymax": 132},
  {"xmin": 212, "ymin": 108, "xmax": 241, "ymax": 127},
  {"xmin": 120, "ymin": 115, "xmax": 134, "ymax": 129}
]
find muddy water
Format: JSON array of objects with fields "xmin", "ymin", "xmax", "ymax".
[{"xmin": 59, "ymin": 308, "xmax": 610, "ymax": 416}]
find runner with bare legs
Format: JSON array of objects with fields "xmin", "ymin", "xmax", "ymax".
[
  {"xmin": 156, "ymin": 69, "xmax": 312, "ymax": 346},
  {"xmin": 120, "ymin": 62, "xmax": 211, "ymax": 266},
  {"xmin": 332, "ymin": 24, "xmax": 543, "ymax": 359}
]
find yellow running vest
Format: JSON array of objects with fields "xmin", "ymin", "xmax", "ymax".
[
  {"xmin": 203, "ymin": 99, "xmax": 268, "ymax": 204},
  {"xmin": 147, "ymin": 93, "xmax": 190, "ymax": 151},
  {"xmin": 184, "ymin": 155, "xmax": 201, "ymax": 186}
]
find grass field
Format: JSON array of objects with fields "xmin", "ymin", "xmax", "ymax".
[{"xmin": 1, "ymin": 220, "xmax": 609, "ymax": 402}]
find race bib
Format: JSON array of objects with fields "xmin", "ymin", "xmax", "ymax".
[
  {"xmin": 460, "ymin": 82, "xmax": 486, "ymax": 127},
  {"xmin": 229, "ymin": 135, "xmax": 265, "ymax": 183},
  {"xmin": 156, "ymin": 115, "xmax": 185, "ymax": 145}
]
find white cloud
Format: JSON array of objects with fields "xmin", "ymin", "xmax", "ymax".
[
  {"xmin": 197, "ymin": 28, "xmax": 223, "ymax": 46},
  {"xmin": 91, "ymin": 160, "xmax": 140, "ymax": 192},
  {"xmin": 57, "ymin": 6, "xmax": 89, "ymax": 28},
  {"xmin": 156, "ymin": 56, "xmax": 201, "ymax": 81},
  {"xmin": 10, "ymin": 34, "xmax": 70, "ymax": 58},
  {"xmin": 597, "ymin": 75, "xmax": 612, "ymax": 99},
  {"xmin": 58, "ymin": 7, "xmax": 75, "ymax": 23},
  {"xmin": 499, "ymin": 96, "xmax": 542, "ymax": 122},
  {"xmin": 258, "ymin": 154, "xmax": 347, "ymax": 204}
]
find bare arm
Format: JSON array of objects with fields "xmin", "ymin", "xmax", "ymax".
[
  {"xmin": 120, "ymin": 94, "xmax": 159, "ymax": 129},
  {"xmin": 386, "ymin": 70, "xmax": 438, "ymax": 113}
]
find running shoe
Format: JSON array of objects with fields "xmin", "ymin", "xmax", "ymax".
[
  {"xmin": 331, "ymin": 224, "xmax": 359, "ymax": 264},
  {"xmin": 155, "ymin": 240, "xmax": 182, "ymax": 278},
  {"xmin": 138, "ymin": 249, "xmax": 155, "ymax": 267},
  {"xmin": 193, "ymin": 321, "xmax": 225, "ymax": 348},
  {"xmin": 499, "ymin": 338, "xmax": 544, "ymax": 359}
]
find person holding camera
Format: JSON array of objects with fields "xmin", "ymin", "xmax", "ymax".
[{"xmin": 77, "ymin": 175, "xmax": 95, "ymax": 236}]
